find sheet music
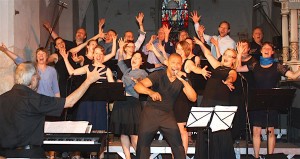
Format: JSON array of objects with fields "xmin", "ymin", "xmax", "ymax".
[
  {"xmin": 187, "ymin": 107, "xmax": 214, "ymax": 127},
  {"xmin": 210, "ymin": 105, "xmax": 237, "ymax": 132},
  {"xmin": 44, "ymin": 121, "xmax": 90, "ymax": 133}
]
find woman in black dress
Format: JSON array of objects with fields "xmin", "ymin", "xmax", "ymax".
[
  {"xmin": 194, "ymin": 37, "xmax": 238, "ymax": 159},
  {"xmin": 237, "ymin": 42, "xmax": 300, "ymax": 158}
]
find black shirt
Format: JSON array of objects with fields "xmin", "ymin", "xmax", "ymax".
[
  {"xmin": 0, "ymin": 84, "xmax": 65, "ymax": 148},
  {"xmin": 250, "ymin": 41, "xmax": 262, "ymax": 61},
  {"xmin": 146, "ymin": 70, "xmax": 183, "ymax": 112}
]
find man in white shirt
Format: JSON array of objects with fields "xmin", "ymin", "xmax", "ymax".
[{"xmin": 190, "ymin": 11, "xmax": 236, "ymax": 59}]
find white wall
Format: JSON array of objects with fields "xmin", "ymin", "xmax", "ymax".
[{"xmin": 0, "ymin": 0, "xmax": 15, "ymax": 95}]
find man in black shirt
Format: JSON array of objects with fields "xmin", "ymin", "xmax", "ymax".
[
  {"xmin": 0, "ymin": 62, "xmax": 102, "ymax": 158},
  {"xmin": 134, "ymin": 53, "xmax": 197, "ymax": 158}
]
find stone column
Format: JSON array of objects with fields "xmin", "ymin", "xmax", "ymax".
[
  {"xmin": 290, "ymin": 9, "xmax": 299, "ymax": 61},
  {"xmin": 281, "ymin": 0, "xmax": 289, "ymax": 63}
]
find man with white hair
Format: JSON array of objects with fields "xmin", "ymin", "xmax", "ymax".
[{"xmin": 0, "ymin": 62, "xmax": 103, "ymax": 158}]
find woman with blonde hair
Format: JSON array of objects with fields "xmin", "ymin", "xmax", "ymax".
[{"xmin": 194, "ymin": 37, "xmax": 238, "ymax": 159}]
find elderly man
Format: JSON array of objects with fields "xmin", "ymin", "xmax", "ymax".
[{"xmin": 0, "ymin": 62, "xmax": 103, "ymax": 158}]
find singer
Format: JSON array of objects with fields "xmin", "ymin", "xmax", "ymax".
[
  {"xmin": 147, "ymin": 40, "xmax": 211, "ymax": 154},
  {"xmin": 194, "ymin": 37, "xmax": 238, "ymax": 159},
  {"xmin": 230, "ymin": 40, "xmax": 257, "ymax": 141},
  {"xmin": 134, "ymin": 53, "xmax": 197, "ymax": 159},
  {"xmin": 236, "ymin": 42, "xmax": 300, "ymax": 158}
]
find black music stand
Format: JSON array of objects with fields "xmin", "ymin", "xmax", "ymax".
[
  {"xmin": 187, "ymin": 106, "xmax": 237, "ymax": 159},
  {"xmin": 83, "ymin": 82, "xmax": 126, "ymax": 158},
  {"xmin": 248, "ymin": 88, "xmax": 296, "ymax": 155}
]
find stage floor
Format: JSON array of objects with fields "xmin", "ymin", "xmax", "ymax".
[{"xmin": 107, "ymin": 137, "xmax": 300, "ymax": 159}]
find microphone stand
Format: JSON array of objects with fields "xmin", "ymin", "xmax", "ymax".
[
  {"xmin": 240, "ymin": 73, "xmax": 251, "ymax": 159},
  {"xmin": 44, "ymin": 1, "xmax": 67, "ymax": 48}
]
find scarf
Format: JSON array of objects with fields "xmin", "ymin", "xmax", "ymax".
[{"xmin": 260, "ymin": 56, "xmax": 277, "ymax": 66}]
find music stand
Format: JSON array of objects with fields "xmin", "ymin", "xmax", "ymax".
[
  {"xmin": 248, "ymin": 88, "xmax": 296, "ymax": 155},
  {"xmin": 187, "ymin": 106, "xmax": 237, "ymax": 159},
  {"xmin": 83, "ymin": 82, "xmax": 126, "ymax": 159}
]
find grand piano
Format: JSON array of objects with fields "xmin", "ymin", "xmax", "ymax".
[{"xmin": 43, "ymin": 133, "xmax": 106, "ymax": 152}]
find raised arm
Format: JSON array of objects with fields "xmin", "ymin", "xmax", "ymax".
[
  {"xmin": 185, "ymin": 60, "xmax": 211, "ymax": 79},
  {"xmin": 210, "ymin": 38, "xmax": 221, "ymax": 59},
  {"xmin": 43, "ymin": 21, "xmax": 59, "ymax": 40},
  {"xmin": 162, "ymin": 24, "xmax": 172, "ymax": 43},
  {"xmin": 197, "ymin": 25, "xmax": 206, "ymax": 44},
  {"xmin": 0, "ymin": 43, "xmax": 24, "ymax": 64},
  {"xmin": 194, "ymin": 37, "xmax": 221, "ymax": 69},
  {"xmin": 103, "ymin": 34, "xmax": 117, "ymax": 62},
  {"xmin": 148, "ymin": 42, "xmax": 168, "ymax": 66},
  {"xmin": 59, "ymin": 48, "xmax": 87, "ymax": 75},
  {"xmin": 98, "ymin": 18, "xmax": 106, "ymax": 42},
  {"xmin": 69, "ymin": 34, "xmax": 100, "ymax": 55},
  {"xmin": 190, "ymin": 11, "xmax": 201, "ymax": 37},
  {"xmin": 135, "ymin": 12, "xmax": 146, "ymax": 51},
  {"xmin": 235, "ymin": 42, "xmax": 250, "ymax": 72}
]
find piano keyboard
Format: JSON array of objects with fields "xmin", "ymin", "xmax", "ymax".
[
  {"xmin": 43, "ymin": 133, "xmax": 106, "ymax": 152},
  {"xmin": 44, "ymin": 137, "xmax": 98, "ymax": 144}
]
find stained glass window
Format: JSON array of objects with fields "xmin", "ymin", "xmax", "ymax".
[{"xmin": 161, "ymin": 0, "xmax": 189, "ymax": 44}]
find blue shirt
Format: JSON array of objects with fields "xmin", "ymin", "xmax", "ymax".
[{"xmin": 117, "ymin": 60, "xmax": 148, "ymax": 98}]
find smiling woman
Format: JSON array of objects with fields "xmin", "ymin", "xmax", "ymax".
[
  {"xmin": 0, "ymin": 44, "xmax": 60, "ymax": 97},
  {"xmin": 236, "ymin": 42, "xmax": 300, "ymax": 158}
]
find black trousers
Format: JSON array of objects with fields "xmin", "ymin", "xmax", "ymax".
[{"xmin": 136, "ymin": 106, "xmax": 185, "ymax": 159}]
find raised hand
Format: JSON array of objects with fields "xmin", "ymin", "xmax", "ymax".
[
  {"xmin": 150, "ymin": 35, "xmax": 157, "ymax": 43},
  {"xmin": 210, "ymin": 38, "xmax": 219, "ymax": 47},
  {"xmin": 118, "ymin": 38, "xmax": 126, "ymax": 50},
  {"xmin": 197, "ymin": 25, "xmax": 205, "ymax": 36},
  {"xmin": 162, "ymin": 24, "xmax": 172, "ymax": 36},
  {"xmin": 43, "ymin": 21, "xmax": 52, "ymax": 31},
  {"xmin": 136, "ymin": 12, "xmax": 144, "ymax": 25},
  {"xmin": 236, "ymin": 42, "xmax": 246, "ymax": 54},
  {"xmin": 98, "ymin": 18, "xmax": 105, "ymax": 28},
  {"xmin": 189, "ymin": 11, "xmax": 201, "ymax": 24},
  {"xmin": 59, "ymin": 48, "xmax": 68, "ymax": 59},
  {"xmin": 71, "ymin": 53, "xmax": 83, "ymax": 63},
  {"xmin": 0, "ymin": 43, "xmax": 8, "ymax": 52},
  {"xmin": 157, "ymin": 42, "xmax": 165, "ymax": 52},
  {"xmin": 193, "ymin": 37, "xmax": 203, "ymax": 45}
]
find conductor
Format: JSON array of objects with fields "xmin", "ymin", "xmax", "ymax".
[{"xmin": 0, "ymin": 62, "xmax": 104, "ymax": 158}]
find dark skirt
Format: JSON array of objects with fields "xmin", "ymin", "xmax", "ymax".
[
  {"xmin": 195, "ymin": 129, "xmax": 235, "ymax": 159},
  {"xmin": 110, "ymin": 96, "xmax": 142, "ymax": 135},
  {"xmin": 76, "ymin": 101, "xmax": 107, "ymax": 131},
  {"xmin": 250, "ymin": 110, "xmax": 278, "ymax": 127},
  {"xmin": 174, "ymin": 91, "xmax": 193, "ymax": 123}
]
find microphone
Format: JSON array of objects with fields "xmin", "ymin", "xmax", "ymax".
[
  {"xmin": 253, "ymin": 2, "xmax": 261, "ymax": 8},
  {"xmin": 238, "ymin": 72, "xmax": 247, "ymax": 81},
  {"xmin": 175, "ymin": 70, "xmax": 188, "ymax": 81}
]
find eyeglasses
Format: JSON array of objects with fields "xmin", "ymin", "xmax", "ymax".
[{"xmin": 126, "ymin": 45, "xmax": 135, "ymax": 48}]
